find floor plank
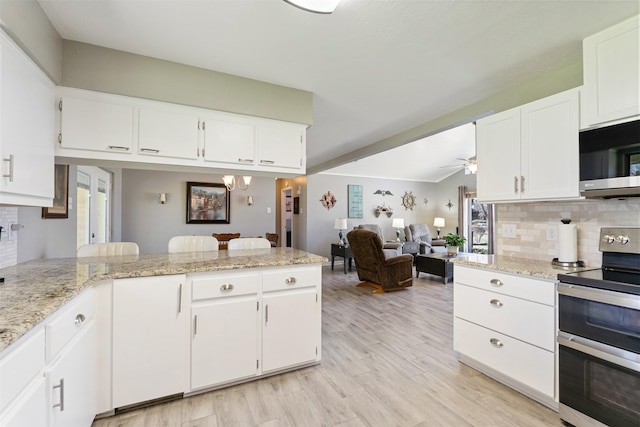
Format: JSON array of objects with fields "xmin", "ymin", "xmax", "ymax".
[{"xmin": 93, "ymin": 264, "xmax": 562, "ymax": 426}]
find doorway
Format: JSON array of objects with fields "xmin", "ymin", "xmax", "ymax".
[
  {"xmin": 77, "ymin": 166, "xmax": 112, "ymax": 249},
  {"xmin": 281, "ymin": 187, "xmax": 293, "ymax": 247}
]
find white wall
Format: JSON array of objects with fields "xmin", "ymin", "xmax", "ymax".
[{"xmin": 121, "ymin": 169, "xmax": 277, "ymax": 254}]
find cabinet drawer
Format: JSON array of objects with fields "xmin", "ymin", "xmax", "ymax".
[
  {"xmin": 454, "ymin": 284, "xmax": 555, "ymax": 351},
  {"xmin": 262, "ymin": 266, "xmax": 320, "ymax": 292},
  {"xmin": 454, "ymin": 318, "xmax": 554, "ymax": 398},
  {"xmin": 0, "ymin": 329, "xmax": 45, "ymax": 413},
  {"xmin": 454, "ymin": 265, "xmax": 555, "ymax": 306},
  {"xmin": 45, "ymin": 289, "xmax": 95, "ymax": 362},
  {"xmin": 191, "ymin": 272, "xmax": 258, "ymax": 301}
]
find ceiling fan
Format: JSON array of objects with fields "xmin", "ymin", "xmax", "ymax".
[{"xmin": 440, "ymin": 156, "xmax": 477, "ymax": 174}]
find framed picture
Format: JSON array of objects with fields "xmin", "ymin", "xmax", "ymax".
[
  {"xmin": 186, "ymin": 182, "xmax": 230, "ymax": 224},
  {"xmin": 285, "ymin": 196, "xmax": 292, "ymax": 212},
  {"xmin": 348, "ymin": 184, "xmax": 363, "ymax": 218},
  {"xmin": 293, "ymin": 196, "xmax": 300, "ymax": 214},
  {"xmin": 42, "ymin": 164, "xmax": 69, "ymax": 219}
]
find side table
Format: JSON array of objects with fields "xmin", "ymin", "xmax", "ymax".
[
  {"xmin": 415, "ymin": 252, "xmax": 473, "ymax": 283},
  {"xmin": 331, "ymin": 243, "xmax": 353, "ymax": 274}
]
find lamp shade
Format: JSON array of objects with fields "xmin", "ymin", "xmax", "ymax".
[
  {"xmin": 433, "ymin": 217, "xmax": 445, "ymax": 228},
  {"xmin": 334, "ymin": 218, "xmax": 348, "ymax": 230},
  {"xmin": 392, "ymin": 218, "xmax": 405, "ymax": 229}
]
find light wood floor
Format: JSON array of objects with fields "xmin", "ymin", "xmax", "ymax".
[{"xmin": 92, "ymin": 265, "xmax": 562, "ymax": 427}]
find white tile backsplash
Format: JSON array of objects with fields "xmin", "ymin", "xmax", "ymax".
[
  {"xmin": 0, "ymin": 207, "xmax": 18, "ymax": 268},
  {"xmin": 496, "ymin": 198, "xmax": 640, "ymax": 268}
]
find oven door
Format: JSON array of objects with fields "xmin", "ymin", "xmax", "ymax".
[
  {"xmin": 558, "ymin": 283, "xmax": 640, "ymax": 354},
  {"xmin": 558, "ymin": 333, "xmax": 640, "ymax": 427}
]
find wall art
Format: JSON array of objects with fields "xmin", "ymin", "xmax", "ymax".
[
  {"xmin": 319, "ymin": 191, "xmax": 336, "ymax": 210},
  {"xmin": 186, "ymin": 182, "xmax": 230, "ymax": 224},
  {"xmin": 348, "ymin": 184, "xmax": 363, "ymax": 218}
]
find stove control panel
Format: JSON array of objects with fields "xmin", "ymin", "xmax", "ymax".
[{"xmin": 599, "ymin": 227, "xmax": 640, "ymax": 254}]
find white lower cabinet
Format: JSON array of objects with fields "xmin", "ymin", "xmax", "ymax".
[
  {"xmin": 453, "ymin": 265, "xmax": 557, "ymax": 408},
  {"xmin": 46, "ymin": 322, "xmax": 96, "ymax": 427},
  {"xmin": 1, "ymin": 378, "xmax": 47, "ymax": 427},
  {"xmin": 112, "ymin": 275, "xmax": 187, "ymax": 408}
]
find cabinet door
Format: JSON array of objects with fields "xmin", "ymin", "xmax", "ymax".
[
  {"xmin": 112, "ymin": 275, "xmax": 187, "ymax": 408},
  {"xmin": 1, "ymin": 378, "xmax": 47, "ymax": 427},
  {"xmin": 138, "ymin": 108, "xmax": 199, "ymax": 160},
  {"xmin": 191, "ymin": 298, "xmax": 258, "ymax": 390},
  {"xmin": 203, "ymin": 118, "xmax": 256, "ymax": 166},
  {"xmin": 262, "ymin": 288, "xmax": 319, "ymax": 372},
  {"xmin": 60, "ymin": 97, "xmax": 135, "ymax": 154},
  {"xmin": 583, "ymin": 15, "xmax": 640, "ymax": 127},
  {"xmin": 47, "ymin": 322, "xmax": 96, "ymax": 427},
  {"xmin": 0, "ymin": 30, "xmax": 55, "ymax": 205},
  {"xmin": 521, "ymin": 89, "xmax": 579, "ymax": 200},
  {"xmin": 256, "ymin": 124, "xmax": 303, "ymax": 170},
  {"xmin": 476, "ymin": 108, "xmax": 521, "ymax": 202}
]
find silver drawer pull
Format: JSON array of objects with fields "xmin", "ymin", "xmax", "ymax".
[
  {"xmin": 490, "ymin": 279, "xmax": 503, "ymax": 287},
  {"xmin": 490, "ymin": 338, "xmax": 504, "ymax": 348},
  {"xmin": 74, "ymin": 313, "xmax": 86, "ymax": 324},
  {"xmin": 52, "ymin": 378, "xmax": 65, "ymax": 411},
  {"xmin": 220, "ymin": 283, "xmax": 234, "ymax": 291},
  {"xmin": 107, "ymin": 145, "xmax": 130, "ymax": 151},
  {"xmin": 3, "ymin": 155, "xmax": 14, "ymax": 182},
  {"xmin": 140, "ymin": 148, "xmax": 160, "ymax": 153},
  {"xmin": 238, "ymin": 158, "xmax": 254, "ymax": 163},
  {"xmin": 260, "ymin": 159, "xmax": 275, "ymax": 164},
  {"xmin": 490, "ymin": 299, "xmax": 503, "ymax": 308},
  {"xmin": 285, "ymin": 277, "xmax": 297, "ymax": 285}
]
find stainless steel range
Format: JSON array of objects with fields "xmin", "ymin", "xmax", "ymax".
[{"xmin": 557, "ymin": 227, "xmax": 640, "ymax": 427}]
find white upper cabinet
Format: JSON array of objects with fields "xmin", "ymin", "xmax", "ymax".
[
  {"xmin": 59, "ymin": 96, "xmax": 135, "ymax": 154},
  {"xmin": 477, "ymin": 88, "xmax": 580, "ymax": 203},
  {"xmin": 257, "ymin": 124, "xmax": 304, "ymax": 170},
  {"xmin": 0, "ymin": 30, "xmax": 55, "ymax": 206},
  {"xmin": 138, "ymin": 107, "xmax": 200, "ymax": 160},
  {"xmin": 582, "ymin": 15, "xmax": 640, "ymax": 128},
  {"xmin": 203, "ymin": 116, "xmax": 256, "ymax": 166}
]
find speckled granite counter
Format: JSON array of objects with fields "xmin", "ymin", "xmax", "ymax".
[
  {"xmin": 450, "ymin": 253, "xmax": 591, "ymax": 281},
  {"xmin": 0, "ymin": 248, "xmax": 326, "ymax": 353}
]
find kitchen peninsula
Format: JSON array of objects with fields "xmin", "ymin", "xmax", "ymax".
[{"xmin": 0, "ymin": 248, "xmax": 325, "ymax": 426}]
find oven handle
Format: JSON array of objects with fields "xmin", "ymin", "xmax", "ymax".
[
  {"xmin": 557, "ymin": 282, "xmax": 640, "ymax": 311},
  {"xmin": 558, "ymin": 331, "xmax": 640, "ymax": 373}
]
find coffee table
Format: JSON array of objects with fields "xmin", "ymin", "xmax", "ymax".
[{"xmin": 415, "ymin": 252, "xmax": 472, "ymax": 284}]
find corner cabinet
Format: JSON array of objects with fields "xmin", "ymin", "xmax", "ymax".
[
  {"xmin": 477, "ymin": 88, "xmax": 580, "ymax": 203},
  {"xmin": 582, "ymin": 14, "xmax": 639, "ymax": 128},
  {"xmin": 453, "ymin": 265, "xmax": 557, "ymax": 409},
  {"xmin": 0, "ymin": 29, "xmax": 55, "ymax": 207},
  {"xmin": 55, "ymin": 87, "xmax": 308, "ymax": 175}
]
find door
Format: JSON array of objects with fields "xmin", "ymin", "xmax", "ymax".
[
  {"xmin": 262, "ymin": 289, "xmax": 319, "ymax": 372},
  {"xmin": 112, "ymin": 275, "xmax": 187, "ymax": 408},
  {"xmin": 281, "ymin": 187, "xmax": 293, "ymax": 247},
  {"xmin": 77, "ymin": 166, "xmax": 111, "ymax": 249}
]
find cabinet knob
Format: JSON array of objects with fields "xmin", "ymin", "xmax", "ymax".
[
  {"xmin": 489, "ymin": 279, "xmax": 503, "ymax": 287},
  {"xmin": 74, "ymin": 313, "xmax": 86, "ymax": 324},
  {"xmin": 285, "ymin": 277, "xmax": 297, "ymax": 285},
  {"xmin": 490, "ymin": 299, "xmax": 503, "ymax": 308},
  {"xmin": 489, "ymin": 338, "xmax": 504, "ymax": 348},
  {"xmin": 220, "ymin": 283, "xmax": 235, "ymax": 291}
]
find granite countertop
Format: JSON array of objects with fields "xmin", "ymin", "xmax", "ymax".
[
  {"xmin": 450, "ymin": 253, "xmax": 591, "ymax": 281},
  {"xmin": 0, "ymin": 248, "xmax": 326, "ymax": 353}
]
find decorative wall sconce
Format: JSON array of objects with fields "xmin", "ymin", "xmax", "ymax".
[
  {"xmin": 158, "ymin": 193, "xmax": 167, "ymax": 204},
  {"xmin": 247, "ymin": 196, "xmax": 254, "ymax": 206},
  {"xmin": 223, "ymin": 175, "xmax": 252, "ymax": 191},
  {"xmin": 446, "ymin": 199, "xmax": 454, "ymax": 210}
]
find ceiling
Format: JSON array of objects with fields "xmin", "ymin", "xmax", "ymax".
[{"xmin": 37, "ymin": 0, "xmax": 639, "ymax": 182}]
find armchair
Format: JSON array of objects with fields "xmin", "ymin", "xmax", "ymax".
[
  {"xmin": 355, "ymin": 224, "xmax": 402, "ymax": 257},
  {"xmin": 346, "ymin": 229, "xmax": 413, "ymax": 293},
  {"xmin": 404, "ymin": 224, "xmax": 447, "ymax": 254}
]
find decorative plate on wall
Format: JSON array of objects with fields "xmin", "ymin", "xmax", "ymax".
[
  {"xmin": 319, "ymin": 191, "xmax": 337, "ymax": 210},
  {"xmin": 402, "ymin": 191, "xmax": 417, "ymax": 210}
]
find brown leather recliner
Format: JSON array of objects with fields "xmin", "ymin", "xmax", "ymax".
[{"xmin": 346, "ymin": 229, "xmax": 413, "ymax": 293}]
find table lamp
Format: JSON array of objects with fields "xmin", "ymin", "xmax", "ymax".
[
  {"xmin": 334, "ymin": 218, "xmax": 348, "ymax": 245},
  {"xmin": 433, "ymin": 217, "xmax": 445, "ymax": 239},
  {"xmin": 392, "ymin": 218, "xmax": 405, "ymax": 242}
]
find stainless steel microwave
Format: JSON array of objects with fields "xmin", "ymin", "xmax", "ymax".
[{"xmin": 579, "ymin": 119, "xmax": 640, "ymax": 198}]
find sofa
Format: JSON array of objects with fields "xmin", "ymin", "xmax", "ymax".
[{"xmin": 404, "ymin": 224, "xmax": 447, "ymax": 254}]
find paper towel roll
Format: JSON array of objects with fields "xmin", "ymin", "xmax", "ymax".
[{"xmin": 558, "ymin": 223, "xmax": 578, "ymax": 263}]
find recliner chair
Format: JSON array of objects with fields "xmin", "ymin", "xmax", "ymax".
[
  {"xmin": 356, "ymin": 224, "xmax": 402, "ymax": 257},
  {"xmin": 404, "ymin": 224, "xmax": 447, "ymax": 254},
  {"xmin": 346, "ymin": 229, "xmax": 413, "ymax": 294}
]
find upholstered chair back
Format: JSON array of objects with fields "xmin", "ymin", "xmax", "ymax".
[
  {"xmin": 77, "ymin": 242, "xmax": 140, "ymax": 257},
  {"xmin": 227, "ymin": 238, "xmax": 272, "ymax": 250},
  {"xmin": 168, "ymin": 236, "xmax": 219, "ymax": 253}
]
